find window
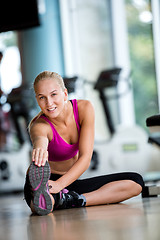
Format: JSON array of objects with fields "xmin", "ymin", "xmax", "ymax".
[
  {"xmin": 60, "ymin": 0, "xmax": 113, "ymax": 79},
  {"xmin": 125, "ymin": 0, "xmax": 159, "ymax": 128},
  {"xmin": 0, "ymin": 31, "xmax": 21, "ymax": 94}
]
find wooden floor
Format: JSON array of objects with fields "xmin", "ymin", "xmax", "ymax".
[{"xmin": 0, "ymin": 193, "xmax": 160, "ymax": 240}]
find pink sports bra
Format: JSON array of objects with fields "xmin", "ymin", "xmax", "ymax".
[{"xmin": 40, "ymin": 99, "xmax": 80, "ymax": 162}]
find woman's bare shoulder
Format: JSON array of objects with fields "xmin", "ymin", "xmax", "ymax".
[
  {"xmin": 77, "ymin": 99, "xmax": 95, "ymax": 122},
  {"xmin": 77, "ymin": 99, "xmax": 94, "ymax": 109},
  {"xmin": 30, "ymin": 117, "xmax": 51, "ymax": 135}
]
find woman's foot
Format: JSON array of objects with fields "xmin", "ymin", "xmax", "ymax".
[
  {"xmin": 53, "ymin": 190, "xmax": 86, "ymax": 210},
  {"xmin": 28, "ymin": 161, "xmax": 53, "ymax": 215}
]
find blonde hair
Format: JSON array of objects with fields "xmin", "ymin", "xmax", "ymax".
[
  {"xmin": 28, "ymin": 71, "xmax": 66, "ymax": 131},
  {"xmin": 34, "ymin": 71, "xmax": 66, "ymax": 92}
]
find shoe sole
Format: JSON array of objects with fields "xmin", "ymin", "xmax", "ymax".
[{"xmin": 28, "ymin": 161, "xmax": 52, "ymax": 215}]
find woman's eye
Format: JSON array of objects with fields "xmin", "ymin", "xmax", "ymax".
[{"xmin": 39, "ymin": 96, "xmax": 44, "ymax": 100}]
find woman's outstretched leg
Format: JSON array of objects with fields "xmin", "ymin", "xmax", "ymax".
[
  {"xmin": 24, "ymin": 164, "xmax": 144, "ymax": 215},
  {"xmin": 29, "ymin": 179, "xmax": 142, "ymax": 213}
]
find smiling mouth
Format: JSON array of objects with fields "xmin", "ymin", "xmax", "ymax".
[{"xmin": 47, "ymin": 107, "xmax": 56, "ymax": 112}]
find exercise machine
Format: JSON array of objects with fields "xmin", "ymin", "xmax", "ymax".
[
  {"xmin": 63, "ymin": 69, "xmax": 153, "ymax": 173},
  {"xmin": 142, "ymin": 114, "xmax": 160, "ymax": 197},
  {"xmin": 93, "ymin": 68, "xmax": 153, "ymax": 174},
  {"xmin": 0, "ymin": 86, "xmax": 31, "ymax": 193}
]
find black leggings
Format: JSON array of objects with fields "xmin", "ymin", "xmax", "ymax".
[
  {"xmin": 24, "ymin": 171, "xmax": 144, "ymax": 207},
  {"xmin": 50, "ymin": 172, "xmax": 144, "ymax": 194}
]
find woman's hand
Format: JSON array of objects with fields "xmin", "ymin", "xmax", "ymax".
[
  {"xmin": 48, "ymin": 180, "xmax": 62, "ymax": 194},
  {"xmin": 32, "ymin": 148, "xmax": 48, "ymax": 167}
]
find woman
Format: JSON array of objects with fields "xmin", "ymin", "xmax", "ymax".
[{"xmin": 24, "ymin": 71, "xmax": 144, "ymax": 215}]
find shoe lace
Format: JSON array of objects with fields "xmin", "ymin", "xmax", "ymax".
[{"xmin": 61, "ymin": 188, "xmax": 69, "ymax": 194}]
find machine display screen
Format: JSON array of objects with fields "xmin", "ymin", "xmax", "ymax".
[{"xmin": 122, "ymin": 143, "xmax": 138, "ymax": 152}]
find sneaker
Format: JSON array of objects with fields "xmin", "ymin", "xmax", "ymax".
[
  {"xmin": 28, "ymin": 161, "xmax": 53, "ymax": 215},
  {"xmin": 53, "ymin": 190, "xmax": 86, "ymax": 210}
]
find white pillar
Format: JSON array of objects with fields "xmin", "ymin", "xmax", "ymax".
[{"xmin": 111, "ymin": 0, "xmax": 135, "ymax": 126}]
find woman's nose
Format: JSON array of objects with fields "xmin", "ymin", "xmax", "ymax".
[{"xmin": 46, "ymin": 97, "xmax": 52, "ymax": 106}]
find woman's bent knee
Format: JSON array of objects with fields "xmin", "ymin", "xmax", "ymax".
[
  {"xmin": 129, "ymin": 180, "xmax": 142, "ymax": 197},
  {"xmin": 130, "ymin": 172, "xmax": 144, "ymax": 189}
]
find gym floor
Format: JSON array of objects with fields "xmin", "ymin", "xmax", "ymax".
[{"xmin": 0, "ymin": 192, "xmax": 160, "ymax": 240}]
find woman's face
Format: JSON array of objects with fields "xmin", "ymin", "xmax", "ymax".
[{"xmin": 35, "ymin": 78, "xmax": 68, "ymax": 119}]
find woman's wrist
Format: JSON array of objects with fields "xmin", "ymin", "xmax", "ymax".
[
  {"xmin": 48, "ymin": 179, "xmax": 64, "ymax": 194},
  {"xmin": 56, "ymin": 178, "xmax": 66, "ymax": 191}
]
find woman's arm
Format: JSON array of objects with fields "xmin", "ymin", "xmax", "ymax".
[
  {"xmin": 49, "ymin": 100, "xmax": 95, "ymax": 193},
  {"xmin": 30, "ymin": 120, "xmax": 50, "ymax": 166}
]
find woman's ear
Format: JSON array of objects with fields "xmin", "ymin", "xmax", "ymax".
[{"xmin": 64, "ymin": 88, "xmax": 68, "ymax": 101}]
